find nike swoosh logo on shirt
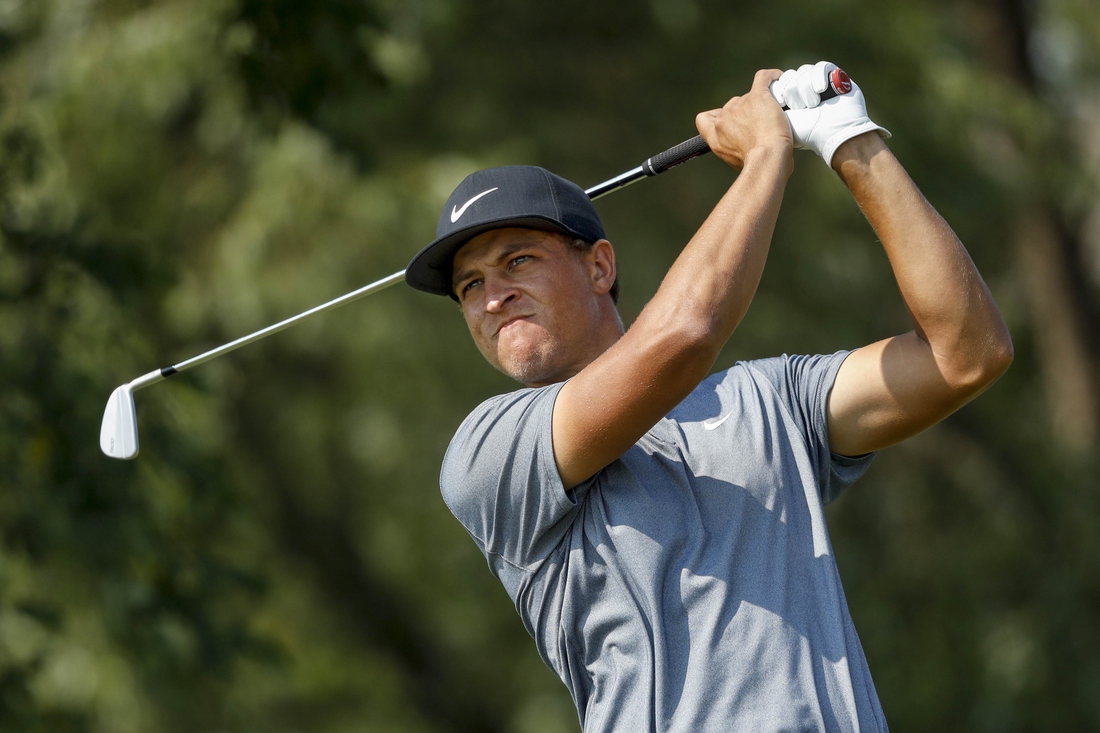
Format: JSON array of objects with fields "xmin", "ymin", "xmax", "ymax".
[
  {"xmin": 451, "ymin": 187, "xmax": 499, "ymax": 223},
  {"xmin": 703, "ymin": 411, "xmax": 734, "ymax": 430}
]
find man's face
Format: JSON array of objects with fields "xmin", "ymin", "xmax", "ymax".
[{"xmin": 452, "ymin": 228, "xmax": 611, "ymax": 386}]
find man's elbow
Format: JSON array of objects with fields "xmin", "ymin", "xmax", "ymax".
[
  {"xmin": 637, "ymin": 305, "xmax": 725, "ymax": 369},
  {"xmin": 662, "ymin": 316, "xmax": 725, "ymax": 381},
  {"xmin": 946, "ymin": 330, "xmax": 1014, "ymax": 394},
  {"xmin": 990, "ymin": 331, "xmax": 1015, "ymax": 376},
  {"xmin": 981, "ymin": 324, "xmax": 1014, "ymax": 381}
]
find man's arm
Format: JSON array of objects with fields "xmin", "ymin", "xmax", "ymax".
[
  {"xmin": 552, "ymin": 69, "xmax": 793, "ymax": 489},
  {"xmin": 826, "ymin": 133, "xmax": 1014, "ymax": 456}
]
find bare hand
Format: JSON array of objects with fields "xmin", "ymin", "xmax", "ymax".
[{"xmin": 695, "ymin": 69, "xmax": 793, "ymax": 170}]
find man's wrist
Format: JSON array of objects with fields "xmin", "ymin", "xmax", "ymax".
[
  {"xmin": 831, "ymin": 131, "xmax": 889, "ymax": 174},
  {"xmin": 743, "ymin": 141, "xmax": 794, "ymax": 178}
]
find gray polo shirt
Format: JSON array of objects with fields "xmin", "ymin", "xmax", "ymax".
[{"xmin": 441, "ymin": 351, "xmax": 887, "ymax": 732}]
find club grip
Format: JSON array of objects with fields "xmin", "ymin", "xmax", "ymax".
[{"xmin": 642, "ymin": 135, "xmax": 712, "ymax": 176}]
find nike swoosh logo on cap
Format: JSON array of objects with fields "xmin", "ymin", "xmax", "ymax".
[
  {"xmin": 451, "ymin": 187, "xmax": 499, "ymax": 223},
  {"xmin": 703, "ymin": 411, "xmax": 734, "ymax": 430}
]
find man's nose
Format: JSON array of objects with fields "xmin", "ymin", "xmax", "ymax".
[{"xmin": 484, "ymin": 276, "xmax": 519, "ymax": 313}]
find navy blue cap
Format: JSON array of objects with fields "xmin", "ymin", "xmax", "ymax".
[{"xmin": 405, "ymin": 165, "xmax": 605, "ymax": 297}]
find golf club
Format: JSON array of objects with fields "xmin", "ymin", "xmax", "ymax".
[
  {"xmin": 100, "ymin": 68, "xmax": 852, "ymax": 459},
  {"xmin": 99, "ymin": 134, "xmax": 714, "ymax": 459}
]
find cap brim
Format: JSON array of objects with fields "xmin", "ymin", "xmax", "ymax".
[{"xmin": 405, "ymin": 215, "xmax": 579, "ymax": 297}]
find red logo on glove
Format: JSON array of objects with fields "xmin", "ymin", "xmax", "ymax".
[{"xmin": 830, "ymin": 69, "xmax": 853, "ymax": 95}]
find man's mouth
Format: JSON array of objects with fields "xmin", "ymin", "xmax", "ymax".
[{"xmin": 494, "ymin": 315, "xmax": 532, "ymax": 337}]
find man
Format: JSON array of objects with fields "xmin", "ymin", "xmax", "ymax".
[{"xmin": 404, "ymin": 63, "xmax": 1012, "ymax": 732}]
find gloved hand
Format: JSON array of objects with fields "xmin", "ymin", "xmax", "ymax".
[{"xmin": 770, "ymin": 61, "xmax": 891, "ymax": 168}]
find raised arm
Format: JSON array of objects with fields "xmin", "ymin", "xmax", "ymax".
[
  {"xmin": 552, "ymin": 69, "xmax": 793, "ymax": 488},
  {"xmin": 825, "ymin": 133, "xmax": 1014, "ymax": 456}
]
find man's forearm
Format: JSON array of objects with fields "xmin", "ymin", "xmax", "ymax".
[{"xmin": 834, "ymin": 134, "xmax": 1013, "ymax": 387}]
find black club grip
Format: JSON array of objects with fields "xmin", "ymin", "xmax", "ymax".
[{"xmin": 642, "ymin": 135, "xmax": 713, "ymax": 176}]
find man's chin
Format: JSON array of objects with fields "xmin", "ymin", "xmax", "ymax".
[
  {"xmin": 501, "ymin": 360, "xmax": 559, "ymax": 387},
  {"xmin": 497, "ymin": 348, "xmax": 566, "ymax": 387},
  {"xmin": 492, "ymin": 333, "xmax": 548, "ymax": 381}
]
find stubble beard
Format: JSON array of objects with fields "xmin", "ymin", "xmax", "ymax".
[
  {"xmin": 486, "ymin": 319, "xmax": 580, "ymax": 387},
  {"xmin": 494, "ymin": 331, "xmax": 569, "ymax": 386}
]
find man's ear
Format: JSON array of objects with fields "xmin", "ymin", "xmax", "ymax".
[{"xmin": 588, "ymin": 239, "xmax": 617, "ymax": 296}]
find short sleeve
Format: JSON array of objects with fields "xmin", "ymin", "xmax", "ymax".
[
  {"xmin": 745, "ymin": 351, "xmax": 875, "ymax": 504},
  {"xmin": 440, "ymin": 383, "xmax": 580, "ymax": 572}
]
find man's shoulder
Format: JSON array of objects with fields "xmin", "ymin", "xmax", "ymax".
[
  {"xmin": 445, "ymin": 382, "xmax": 566, "ymax": 467},
  {"xmin": 455, "ymin": 383, "xmax": 561, "ymax": 433}
]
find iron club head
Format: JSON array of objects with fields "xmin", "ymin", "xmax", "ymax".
[{"xmin": 100, "ymin": 384, "xmax": 139, "ymax": 459}]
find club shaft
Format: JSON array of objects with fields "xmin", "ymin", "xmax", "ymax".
[
  {"xmin": 586, "ymin": 165, "xmax": 647, "ymax": 200},
  {"xmin": 144, "ymin": 136, "xmax": 711, "ymax": 384},
  {"xmin": 160, "ymin": 270, "xmax": 406, "ymax": 379}
]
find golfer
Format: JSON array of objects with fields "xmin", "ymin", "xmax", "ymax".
[{"xmin": 405, "ymin": 64, "xmax": 1012, "ymax": 732}]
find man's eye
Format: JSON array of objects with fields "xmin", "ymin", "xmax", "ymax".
[
  {"xmin": 510, "ymin": 255, "xmax": 530, "ymax": 267},
  {"xmin": 462, "ymin": 279, "xmax": 482, "ymax": 296}
]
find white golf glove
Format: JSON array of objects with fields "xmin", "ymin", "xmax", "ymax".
[{"xmin": 771, "ymin": 61, "xmax": 891, "ymax": 168}]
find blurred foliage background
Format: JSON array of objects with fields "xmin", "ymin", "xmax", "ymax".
[{"xmin": 0, "ymin": 0, "xmax": 1098, "ymax": 731}]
